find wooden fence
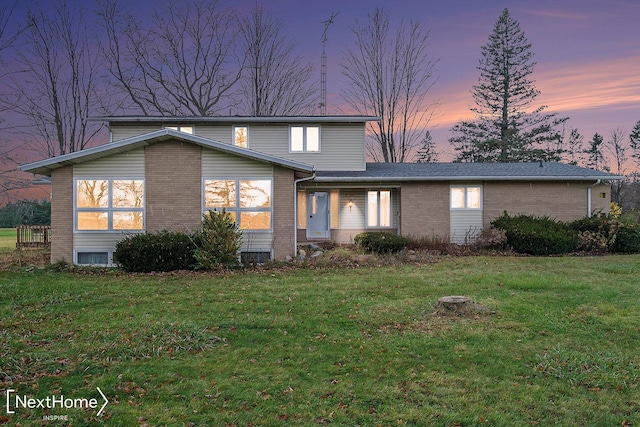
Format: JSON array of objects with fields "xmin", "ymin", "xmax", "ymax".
[{"xmin": 16, "ymin": 225, "xmax": 51, "ymax": 249}]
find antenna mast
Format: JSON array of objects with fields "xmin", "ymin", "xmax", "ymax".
[{"xmin": 321, "ymin": 12, "xmax": 338, "ymax": 115}]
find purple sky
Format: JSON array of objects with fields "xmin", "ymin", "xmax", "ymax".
[
  {"xmin": 6, "ymin": 0, "xmax": 640, "ymax": 164},
  {"xmin": 241, "ymin": 0, "xmax": 640, "ymax": 160}
]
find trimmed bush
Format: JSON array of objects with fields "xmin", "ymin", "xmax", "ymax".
[
  {"xmin": 491, "ymin": 212, "xmax": 578, "ymax": 255},
  {"xmin": 114, "ymin": 231, "xmax": 200, "ymax": 272},
  {"xmin": 610, "ymin": 225, "xmax": 640, "ymax": 253},
  {"xmin": 354, "ymin": 231, "xmax": 409, "ymax": 254},
  {"xmin": 193, "ymin": 210, "xmax": 243, "ymax": 270},
  {"xmin": 569, "ymin": 215, "xmax": 640, "ymax": 254}
]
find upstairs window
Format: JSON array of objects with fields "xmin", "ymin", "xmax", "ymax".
[
  {"xmin": 290, "ymin": 126, "xmax": 320, "ymax": 152},
  {"xmin": 234, "ymin": 126, "xmax": 248, "ymax": 148},
  {"xmin": 451, "ymin": 185, "xmax": 482, "ymax": 209},
  {"xmin": 165, "ymin": 125, "xmax": 193, "ymax": 134},
  {"xmin": 75, "ymin": 179, "xmax": 145, "ymax": 231}
]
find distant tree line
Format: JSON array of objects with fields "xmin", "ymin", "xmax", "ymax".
[{"xmin": 0, "ymin": 199, "xmax": 51, "ymax": 227}]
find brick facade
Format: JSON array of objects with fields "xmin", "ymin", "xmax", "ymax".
[
  {"xmin": 483, "ymin": 181, "xmax": 611, "ymax": 228},
  {"xmin": 50, "ymin": 166, "xmax": 73, "ymax": 263},
  {"xmin": 273, "ymin": 167, "xmax": 295, "ymax": 260},
  {"xmin": 399, "ymin": 182, "xmax": 450, "ymax": 239},
  {"xmin": 145, "ymin": 140, "xmax": 202, "ymax": 232}
]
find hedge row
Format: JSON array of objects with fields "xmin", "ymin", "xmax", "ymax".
[{"xmin": 491, "ymin": 212, "xmax": 640, "ymax": 255}]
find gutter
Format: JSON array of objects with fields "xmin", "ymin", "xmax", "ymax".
[
  {"xmin": 293, "ymin": 171, "xmax": 317, "ymax": 257},
  {"xmin": 587, "ymin": 179, "xmax": 602, "ymax": 217},
  {"xmin": 312, "ymin": 175, "xmax": 625, "ymax": 182}
]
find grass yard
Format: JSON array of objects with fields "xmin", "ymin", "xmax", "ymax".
[
  {"xmin": 1, "ymin": 256, "xmax": 639, "ymax": 426},
  {"xmin": 0, "ymin": 228, "xmax": 16, "ymax": 251}
]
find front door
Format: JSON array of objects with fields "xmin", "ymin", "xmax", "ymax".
[{"xmin": 306, "ymin": 192, "xmax": 330, "ymax": 239}]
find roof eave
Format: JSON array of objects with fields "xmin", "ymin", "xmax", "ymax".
[
  {"xmin": 90, "ymin": 115, "xmax": 381, "ymax": 124},
  {"xmin": 313, "ymin": 175, "xmax": 624, "ymax": 182},
  {"xmin": 20, "ymin": 129, "xmax": 315, "ymax": 175}
]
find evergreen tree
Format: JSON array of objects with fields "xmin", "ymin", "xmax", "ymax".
[
  {"xmin": 584, "ymin": 133, "xmax": 608, "ymax": 171},
  {"xmin": 416, "ymin": 131, "xmax": 439, "ymax": 163},
  {"xmin": 630, "ymin": 119, "xmax": 640, "ymax": 168},
  {"xmin": 449, "ymin": 8, "xmax": 567, "ymax": 162},
  {"xmin": 564, "ymin": 128, "xmax": 583, "ymax": 166}
]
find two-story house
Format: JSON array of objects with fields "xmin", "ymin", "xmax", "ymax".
[{"xmin": 20, "ymin": 116, "xmax": 621, "ymax": 265}]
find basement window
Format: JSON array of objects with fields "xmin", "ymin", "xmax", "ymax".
[{"xmin": 77, "ymin": 251, "xmax": 109, "ymax": 265}]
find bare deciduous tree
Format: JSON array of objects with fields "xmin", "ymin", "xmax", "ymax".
[
  {"xmin": 237, "ymin": 3, "xmax": 317, "ymax": 116},
  {"xmin": 99, "ymin": 0, "xmax": 243, "ymax": 116},
  {"xmin": 7, "ymin": 0, "xmax": 103, "ymax": 158},
  {"xmin": 340, "ymin": 7, "xmax": 437, "ymax": 162},
  {"xmin": 606, "ymin": 128, "xmax": 628, "ymax": 205}
]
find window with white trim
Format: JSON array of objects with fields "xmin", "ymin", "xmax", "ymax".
[
  {"xmin": 233, "ymin": 126, "xmax": 248, "ymax": 148},
  {"xmin": 367, "ymin": 190, "xmax": 392, "ymax": 227},
  {"xmin": 451, "ymin": 185, "xmax": 482, "ymax": 209},
  {"xmin": 77, "ymin": 251, "xmax": 109, "ymax": 265},
  {"xmin": 75, "ymin": 179, "xmax": 144, "ymax": 231},
  {"xmin": 204, "ymin": 179, "xmax": 272, "ymax": 230},
  {"xmin": 165, "ymin": 125, "xmax": 193, "ymax": 134},
  {"xmin": 290, "ymin": 126, "xmax": 320, "ymax": 152}
]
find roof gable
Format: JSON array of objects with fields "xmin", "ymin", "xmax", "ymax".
[{"xmin": 20, "ymin": 129, "xmax": 315, "ymax": 176}]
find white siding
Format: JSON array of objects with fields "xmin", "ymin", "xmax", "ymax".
[
  {"xmin": 450, "ymin": 210, "xmax": 483, "ymax": 244},
  {"xmin": 338, "ymin": 190, "xmax": 365, "ymax": 229},
  {"xmin": 74, "ymin": 233, "xmax": 131, "ymax": 251},
  {"xmin": 226, "ymin": 123, "xmax": 365, "ymax": 171},
  {"xmin": 111, "ymin": 125, "xmax": 162, "ymax": 141},
  {"xmin": 197, "ymin": 126, "xmax": 233, "ymax": 143},
  {"xmin": 74, "ymin": 149, "xmax": 145, "ymax": 178},
  {"xmin": 109, "ymin": 122, "xmax": 366, "ymax": 171},
  {"xmin": 202, "ymin": 149, "xmax": 273, "ymax": 177},
  {"xmin": 241, "ymin": 233, "xmax": 273, "ymax": 251}
]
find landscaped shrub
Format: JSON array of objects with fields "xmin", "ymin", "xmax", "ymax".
[
  {"xmin": 610, "ymin": 224, "xmax": 640, "ymax": 253},
  {"xmin": 193, "ymin": 210, "xmax": 243, "ymax": 270},
  {"xmin": 354, "ymin": 231, "xmax": 409, "ymax": 254},
  {"xmin": 569, "ymin": 215, "xmax": 640, "ymax": 254},
  {"xmin": 114, "ymin": 231, "xmax": 200, "ymax": 272},
  {"xmin": 491, "ymin": 212, "xmax": 578, "ymax": 255}
]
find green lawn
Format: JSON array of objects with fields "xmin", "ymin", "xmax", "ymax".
[
  {"xmin": 0, "ymin": 228, "xmax": 16, "ymax": 251},
  {"xmin": 1, "ymin": 256, "xmax": 639, "ymax": 426}
]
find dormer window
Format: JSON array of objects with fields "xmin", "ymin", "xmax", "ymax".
[
  {"xmin": 165, "ymin": 125, "xmax": 193, "ymax": 134},
  {"xmin": 234, "ymin": 126, "xmax": 248, "ymax": 148},
  {"xmin": 290, "ymin": 126, "xmax": 320, "ymax": 153}
]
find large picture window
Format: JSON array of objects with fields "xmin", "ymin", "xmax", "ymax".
[
  {"xmin": 290, "ymin": 126, "xmax": 320, "ymax": 152},
  {"xmin": 451, "ymin": 185, "xmax": 482, "ymax": 209},
  {"xmin": 75, "ymin": 179, "xmax": 144, "ymax": 231},
  {"xmin": 367, "ymin": 190, "xmax": 392, "ymax": 227},
  {"xmin": 205, "ymin": 179, "xmax": 272, "ymax": 230}
]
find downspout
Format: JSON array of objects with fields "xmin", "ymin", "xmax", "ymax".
[
  {"xmin": 587, "ymin": 179, "xmax": 602, "ymax": 218},
  {"xmin": 293, "ymin": 171, "xmax": 316, "ymax": 257}
]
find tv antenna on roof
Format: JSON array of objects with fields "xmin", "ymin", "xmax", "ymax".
[{"xmin": 320, "ymin": 12, "xmax": 338, "ymax": 116}]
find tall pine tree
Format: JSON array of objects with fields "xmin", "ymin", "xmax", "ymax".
[
  {"xmin": 416, "ymin": 131, "xmax": 439, "ymax": 163},
  {"xmin": 449, "ymin": 8, "xmax": 567, "ymax": 162},
  {"xmin": 629, "ymin": 120, "xmax": 640, "ymax": 168}
]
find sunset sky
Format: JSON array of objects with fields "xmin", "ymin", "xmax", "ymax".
[
  {"xmin": 5, "ymin": 0, "xmax": 640, "ymax": 165},
  {"xmin": 234, "ymin": 0, "xmax": 640, "ymax": 160}
]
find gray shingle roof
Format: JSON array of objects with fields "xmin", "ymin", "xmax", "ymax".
[{"xmin": 315, "ymin": 162, "xmax": 623, "ymax": 182}]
